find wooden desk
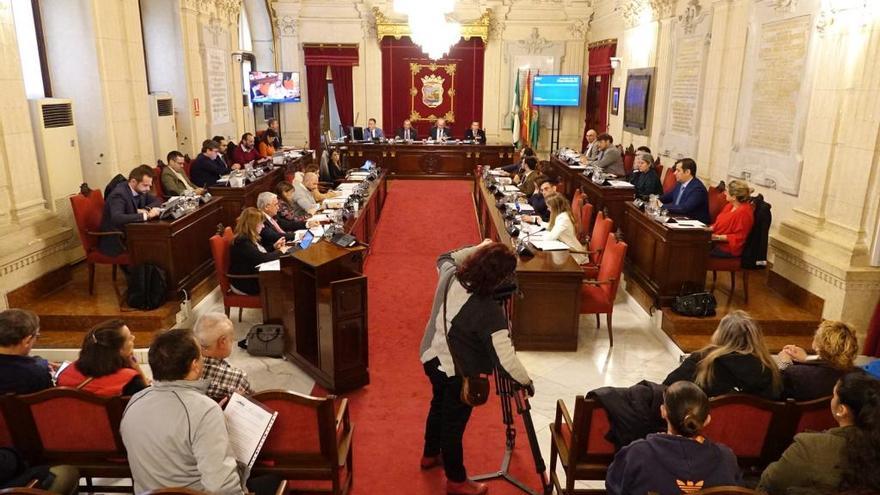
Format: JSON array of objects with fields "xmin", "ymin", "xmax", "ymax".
[
  {"xmin": 207, "ymin": 166, "xmax": 284, "ymax": 228},
  {"xmin": 337, "ymin": 142, "xmax": 515, "ymax": 179},
  {"xmin": 126, "ymin": 197, "xmax": 224, "ymax": 298},
  {"xmin": 343, "ymin": 172, "xmax": 388, "ymax": 246},
  {"xmin": 543, "ymin": 155, "xmax": 635, "ymax": 226},
  {"xmin": 622, "ymin": 202, "xmax": 712, "ymax": 308},
  {"xmin": 474, "ymin": 178, "xmax": 583, "ymax": 351}
]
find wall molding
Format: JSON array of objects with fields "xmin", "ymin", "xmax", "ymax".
[
  {"xmin": 772, "ymin": 246, "xmax": 880, "ymax": 292},
  {"xmin": 0, "ymin": 240, "xmax": 70, "ymax": 278}
]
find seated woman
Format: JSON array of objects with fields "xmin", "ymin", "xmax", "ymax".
[
  {"xmin": 710, "ymin": 179, "xmax": 754, "ymax": 257},
  {"xmin": 606, "ymin": 381, "xmax": 742, "ymax": 495},
  {"xmin": 56, "ymin": 319, "xmax": 150, "ymax": 396},
  {"xmin": 629, "ymin": 152, "xmax": 663, "ymax": 199},
  {"xmin": 758, "ymin": 372, "xmax": 880, "ymax": 495},
  {"xmin": 320, "ymin": 150, "xmax": 346, "ymax": 184},
  {"xmin": 778, "ymin": 320, "xmax": 859, "ymax": 401},
  {"xmin": 521, "ymin": 194, "xmax": 586, "ymax": 264},
  {"xmin": 275, "ymin": 181, "xmax": 310, "ymax": 232},
  {"xmin": 256, "ymin": 129, "xmax": 278, "ymax": 158},
  {"xmin": 229, "ymin": 207, "xmax": 289, "ymax": 295},
  {"xmin": 663, "ymin": 310, "xmax": 781, "ymax": 399}
]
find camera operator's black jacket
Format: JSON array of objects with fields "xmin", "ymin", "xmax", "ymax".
[{"xmin": 419, "ymin": 244, "xmax": 531, "ymax": 385}]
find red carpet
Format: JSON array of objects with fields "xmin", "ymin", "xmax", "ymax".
[{"xmin": 313, "ymin": 180, "xmax": 545, "ymax": 494}]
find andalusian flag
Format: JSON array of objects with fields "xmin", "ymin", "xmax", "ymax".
[
  {"xmin": 529, "ymin": 72, "xmax": 540, "ymax": 148},
  {"xmin": 511, "ymin": 70, "xmax": 521, "ymax": 147},
  {"xmin": 520, "ymin": 70, "xmax": 531, "ymax": 147}
]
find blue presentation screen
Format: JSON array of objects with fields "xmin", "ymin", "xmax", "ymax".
[{"xmin": 531, "ymin": 75, "xmax": 582, "ymax": 107}]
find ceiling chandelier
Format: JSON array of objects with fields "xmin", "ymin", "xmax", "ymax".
[{"xmin": 393, "ymin": 0, "xmax": 462, "ymax": 60}]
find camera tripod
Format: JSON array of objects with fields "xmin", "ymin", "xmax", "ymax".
[{"xmin": 472, "ymin": 293, "xmax": 550, "ymax": 495}]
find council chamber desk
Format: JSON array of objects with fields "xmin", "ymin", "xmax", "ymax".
[
  {"xmin": 337, "ymin": 142, "xmax": 515, "ymax": 179},
  {"xmin": 474, "ymin": 178, "xmax": 583, "ymax": 351},
  {"xmin": 207, "ymin": 166, "xmax": 285, "ymax": 228},
  {"xmin": 543, "ymin": 155, "xmax": 635, "ymax": 226},
  {"xmin": 126, "ymin": 197, "xmax": 224, "ymax": 298}
]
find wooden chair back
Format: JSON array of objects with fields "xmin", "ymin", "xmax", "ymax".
[
  {"xmin": 578, "ymin": 202, "xmax": 594, "ymax": 243},
  {"xmin": 702, "ymin": 393, "xmax": 788, "ymax": 469},
  {"xmin": 549, "ymin": 396, "xmax": 616, "ymax": 493},
  {"xmin": 708, "ymin": 181, "xmax": 727, "ymax": 223},
  {"xmin": 595, "ymin": 233, "xmax": 627, "ymax": 302},
  {"xmin": 588, "ymin": 212, "xmax": 614, "ymax": 265},
  {"xmin": 69, "ymin": 189, "xmax": 105, "ymax": 254},
  {"xmin": 662, "ymin": 165, "xmax": 678, "ymax": 194},
  {"xmin": 209, "ymin": 227, "xmax": 235, "ymax": 294},
  {"xmin": 791, "ymin": 396, "xmax": 835, "ymax": 434},
  {"xmin": 152, "ymin": 166, "xmax": 166, "ymax": 201}
]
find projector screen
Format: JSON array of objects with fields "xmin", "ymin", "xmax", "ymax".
[
  {"xmin": 249, "ymin": 71, "xmax": 301, "ymax": 104},
  {"xmin": 531, "ymin": 75, "xmax": 582, "ymax": 107}
]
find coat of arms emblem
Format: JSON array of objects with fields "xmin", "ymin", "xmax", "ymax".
[{"xmin": 421, "ymin": 74, "xmax": 445, "ymax": 108}]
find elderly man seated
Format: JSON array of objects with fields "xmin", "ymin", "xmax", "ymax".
[
  {"xmin": 194, "ymin": 313, "xmax": 253, "ymax": 401},
  {"xmin": 256, "ymin": 191, "xmax": 318, "ymax": 252},
  {"xmin": 292, "ymin": 172, "xmax": 321, "ymax": 217}
]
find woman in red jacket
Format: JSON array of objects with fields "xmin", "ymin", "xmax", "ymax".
[{"xmin": 710, "ymin": 179, "xmax": 754, "ymax": 257}]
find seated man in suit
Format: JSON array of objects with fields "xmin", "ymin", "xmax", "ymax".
[
  {"xmin": 582, "ymin": 128, "xmax": 600, "ymax": 160},
  {"xmin": 498, "ymin": 146, "xmax": 534, "ymax": 174},
  {"xmin": 528, "ymin": 176, "xmax": 558, "ymax": 222},
  {"xmin": 395, "ymin": 119, "xmax": 418, "ymax": 141},
  {"xmin": 464, "ymin": 121, "xmax": 487, "ymax": 144},
  {"xmin": 191, "ymin": 140, "xmax": 237, "ymax": 188},
  {"xmin": 661, "ymin": 158, "xmax": 710, "ymax": 224},
  {"xmin": 257, "ymin": 191, "xmax": 318, "ymax": 251},
  {"xmin": 161, "ymin": 150, "xmax": 204, "ymax": 197},
  {"xmin": 291, "ymin": 172, "xmax": 321, "ymax": 217},
  {"xmin": 230, "ymin": 132, "xmax": 261, "ymax": 168},
  {"xmin": 585, "ymin": 133, "xmax": 625, "ymax": 176},
  {"xmin": 98, "ymin": 165, "xmax": 162, "ymax": 257},
  {"xmin": 517, "ymin": 157, "xmax": 544, "ymax": 197},
  {"xmin": 365, "ymin": 118, "xmax": 384, "ymax": 140},
  {"xmin": 429, "ymin": 118, "xmax": 451, "ymax": 142}
]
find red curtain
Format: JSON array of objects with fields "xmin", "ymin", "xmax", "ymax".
[
  {"xmin": 583, "ymin": 42, "xmax": 617, "ymax": 151},
  {"xmin": 305, "ymin": 65, "xmax": 327, "ymax": 150},
  {"xmin": 303, "ymin": 46, "xmax": 358, "ymax": 66},
  {"xmin": 381, "ymin": 37, "xmax": 484, "ymax": 138},
  {"xmin": 330, "ymin": 66, "xmax": 354, "ymax": 131}
]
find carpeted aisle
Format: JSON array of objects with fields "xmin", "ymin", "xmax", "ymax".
[{"xmin": 313, "ymin": 180, "xmax": 545, "ymax": 494}]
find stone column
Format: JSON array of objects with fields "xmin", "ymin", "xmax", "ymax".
[
  {"xmin": 273, "ymin": 2, "xmax": 308, "ymax": 147},
  {"xmin": 560, "ymin": 22, "xmax": 588, "ymax": 147}
]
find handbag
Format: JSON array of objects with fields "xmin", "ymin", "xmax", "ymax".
[
  {"xmin": 442, "ymin": 277, "xmax": 490, "ymax": 407},
  {"xmin": 246, "ymin": 324, "xmax": 285, "ymax": 357},
  {"xmin": 673, "ymin": 291, "xmax": 717, "ymax": 317}
]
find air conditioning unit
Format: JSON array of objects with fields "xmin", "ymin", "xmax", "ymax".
[
  {"xmin": 29, "ymin": 98, "xmax": 82, "ymax": 226},
  {"xmin": 149, "ymin": 92, "xmax": 176, "ymax": 161}
]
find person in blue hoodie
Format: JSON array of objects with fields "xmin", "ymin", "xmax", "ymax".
[{"xmin": 605, "ymin": 381, "xmax": 742, "ymax": 495}]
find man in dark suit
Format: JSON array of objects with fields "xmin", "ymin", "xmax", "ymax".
[
  {"xmin": 518, "ymin": 157, "xmax": 544, "ymax": 197},
  {"xmin": 98, "ymin": 165, "xmax": 162, "ymax": 256},
  {"xmin": 661, "ymin": 158, "xmax": 710, "ymax": 224},
  {"xmin": 256, "ymin": 192, "xmax": 318, "ymax": 252},
  {"xmin": 267, "ymin": 118, "xmax": 282, "ymax": 148},
  {"xmin": 190, "ymin": 139, "xmax": 236, "ymax": 188},
  {"xmin": 528, "ymin": 176, "xmax": 558, "ymax": 222},
  {"xmin": 395, "ymin": 119, "xmax": 419, "ymax": 141},
  {"xmin": 364, "ymin": 118, "xmax": 384, "ymax": 140},
  {"xmin": 429, "ymin": 118, "xmax": 451, "ymax": 141},
  {"xmin": 464, "ymin": 121, "xmax": 486, "ymax": 144}
]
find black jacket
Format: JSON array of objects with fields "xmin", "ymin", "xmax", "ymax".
[
  {"xmin": 395, "ymin": 127, "xmax": 419, "ymax": 140},
  {"xmin": 588, "ymin": 380, "xmax": 667, "ymax": 450},
  {"xmin": 190, "ymin": 153, "xmax": 229, "ymax": 188},
  {"xmin": 630, "ymin": 169, "xmax": 663, "ymax": 199},
  {"xmin": 228, "ymin": 236, "xmax": 282, "ymax": 295},
  {"xmin": 528, "ymin": 193, "xmax": 550, "ymax": 222},
  {"xmin": 464, "ymin": 128, "xmax": 486, "ymax": 144},
  {"xmin": 98, "ymin": 182, "xmax": 161, "ymax": 257},
  {"xmin": 663, "ymin": 352, "xmax": 779, "ymax": 399},
  {"xmin": 258, "ymin": 221, "xmax": 297, "ymax": 253},
  {"xmin": 742, "ymin": 194, "xmax": 771, "ymax": 269},
  {"xmin": 0, "ymin": 354, "xmax": 53, "ymax": 395},
  {"xmin": 322, "ymin": 160, "xmax": 346, "ymax": 183},
  {"xmin": 782, "ymin": 361, "xmax": 849, "ymax": 401}
]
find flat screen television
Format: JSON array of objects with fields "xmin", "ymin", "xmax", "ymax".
[
  {"xmin": 249, "ymin": 71, "xmax": 301, "ymax": 104},
  {"xmin": 531, "ymin": 75, "xmax": 581, "ymax": 107},
  {"xmin": 623, "ymin": 68, "xmax": 655, "ymax": 135}
]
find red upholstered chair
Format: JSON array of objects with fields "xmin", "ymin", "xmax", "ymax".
[
  {"xmin": 0, "ymin": 395, "xmax": 12, "ymax": 448},
  {"xmin": 791, "ymin": 396, "xmax": 836, "ymax": 434},
  {"xmin": 708, "ymin": 256, "xmax": 749, "ymax": 303},
  {"xmin": 577, "ymin": 202, "xmax": 595, "ymax": 245},
  {"xmin": 623, "ymin": 150, "xmax": 635, "ymax": 177},
  {"xmin": 69, "ymin": 189, "xmax": 131, "ymax": 295},
  {"xmin": 152, "ymin": 165, "xmax": 166, "ymax": 201},
  {"xmin": 702, "ymin": 394, "xmax": 788, "ymax": 470},
  {"xmin": 580, "ymin": 232, "xmax": 627, "ymax": 346},
  {"xmin": 662, "ymin": 165, "xmax": 678, "ymax": 194},
  {"xmin": 143, "ymin": 485, "xmax": 287, "ymax": 495},
  {"xmin": 707, "ymin": 181, "xmax": 727, "ymax": 223},
  {"xmin": 571, "ymin": 192, "xmax": 585, "ymax": 239},
  {"xmin": 580, "ymin": 211, "xmax": 614, "ymax": 278},
  {"xmin": 209, "ymin": 227, "xmax": 262, "ymax": 322},
  {"xmin": 12, "ymin": 388, "xmax": 129, "ymax": 488},
  {"xmin": 183, "ymin": 154, "xmax": 193, "ymax": 179},
  {"xmin": 549, "ymin": 396, "xmax": 616, "ymax": 494},
  {"xmin": 252, "ymin": 391, "xmax": 353, "ymax": 495},
  {"xmin": 653, "ymin": 156, "xmax": 663, "ymax": 178}
]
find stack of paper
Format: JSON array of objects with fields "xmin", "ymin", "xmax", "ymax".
[
  {"xmin": 223, "ymin": 393, "xmax": 278, "ymax": 469},
  {"xmin": 608, "ymin": 180, "xmax": 635, "ymax": 188},
  {"xmin": 531, "ymin": 239, "xmax": 571, "ymax": 251},
  {"xmin": 669, "ymin": 219, "xmax": 707, "ymax": 229},
  {"xmin": 324, "ymin": 198, "xmax": 346, "ymax": 209}
]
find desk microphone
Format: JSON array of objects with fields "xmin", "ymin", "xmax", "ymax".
[{"xmin": 516, "ymin": 222, "xmax": 542, "ymax": 258}]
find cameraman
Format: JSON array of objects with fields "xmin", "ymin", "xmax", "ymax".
[{"xmin": 419, "ymin": 240, "xmax": 534, "ymax": 495}]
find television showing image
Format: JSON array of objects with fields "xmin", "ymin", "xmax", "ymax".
[
  {"xmin": 531, "ymin": 75, "xmax": 582, "ymax": 107},
  {"xmin": 250, "ymin": 71, "xmax": 301, "ymax": 103},
  {"xmin": 623, "ymin": 68, "xmax": 655, "ymax": 135}
]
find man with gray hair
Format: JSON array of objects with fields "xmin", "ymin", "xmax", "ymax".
[
  {"xmin": 582, "ymin": 128, "xmax": 600, "ymax": 160},
  {"xmin": 257, "ymin": 191, "xmax": 318, "ymax": 251},
  {"xmin": 292, "ymin": 172, "xmax": 320, "ymax": 217},
  {"xmin": 194, "ymin": 312, "xmax": 253, "ymax": 401}
]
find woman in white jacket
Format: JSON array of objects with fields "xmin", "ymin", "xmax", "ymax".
[{"xmin": 523, "ymin": 194, "xmax": 586, "ymax": 264}]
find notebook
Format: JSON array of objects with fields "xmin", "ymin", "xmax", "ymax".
[{"xmin": 223, "ymin": 392, "xmax": 278, "ymax": 469}]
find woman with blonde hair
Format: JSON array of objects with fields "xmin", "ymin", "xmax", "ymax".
[
  {"xmin": 778, "ymin": 320, "xmax": 860, "ymax": 400},
  {"xmin": 522, "ymin": 193, "xmax": 586, "ymax": 264},
  {"xmin": 663, "ymin": 310, "xmax": 781, "ymax": 399},
  {"xmin": 710, "ymin": 179, "xmax": 754, "ymax": 257},
  {"xmin": 228, "ymin": 207, "xmax": 289, "ymax": 295}
]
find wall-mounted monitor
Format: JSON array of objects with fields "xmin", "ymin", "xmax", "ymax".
[
  {"xmin": 623, "ymin": 68, "xmax": 655, "ymax": 136},
  {"xmin": 249, "ymin": 71, "xmax": 301, "ymax": 104},
  {"xmin": 531, "ymin": 75, "xmax": 582, "ymax": 107}
]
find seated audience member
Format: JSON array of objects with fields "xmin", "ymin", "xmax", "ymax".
[
  {"xmin": 194, "ymin": 313, "xmax": 253, "ymax": 401},
  {"xmin": 630, "ymin": 152, "xmax": 663, "ymax": 199},
  {"xmin": 311, "ymin": 179, "xmax": 340, "ymax": 203},
  {"xmin": 664, "ymin": 310, "xmax": 780, "ymax": 399},
  {"xmin": 190, "ymin": 139, "xmax": 231, "ymax": 188},
  {"xmin": 229, "ymin": 208, "xmax": 289, "ymax": 295},
  {"xmin": 522, "ymin": 194, "xmax": 586, "ymax": 264},
  {"xmin": 758, "ymin": 372, "xmax": 880, "ymax": 495},
  {"xmin": 464, "ymin": 121, "xmax": 487, "ymax": 144},
  {"xmin": 321, "ymin": 150, "xmax": 346, "ymax": 183},
  {"xmin": 0, "ymin": 454, "xmax": 79, "ymax": 495},
  {"xmin": 121, "ymin": 329, "xmax": 257, "ymax": 495},
  {"xmin": 266, "ymin": 118, "xmax": 282, "ymax": 148},
  {"xmin": 636, "ymin": 145, "xmax": 652, "ymax": 154},
  {"xmin": 585, "ymin": 133, "xmax": 625, "ymax": 177},
  {"xmin": 605, "ymin": 381, "xmax": 742, "ymax": 495},
  {"xmin": 161, "ymin": 150, "xmax": 204, "ymax": 197},
  {"xmin": 0, "ymin": 309, "xmax": 52, "ymax": 395},
  {"xmin": 56, "ymin": 319, "xmax": 149, "ymax": 396},
  {"xmin": 710, "ymin": 179, "xmax": 754, "ymax": 257},
  {"xmin": 778, "ymin": 320, "xmax": 859, "ymax": 401},
  {"xmin": 660, "ymin": 158, "xmax": 710, "ymax": 224},
  {"xmin": 365, "ymin": 118, "xmax": 384, "ymax": 140},
  {"xmin": 274, "ymin": 182, "xmax": 312, "ymax": 232},
  {"xmin": 256, "ymin": 129, "xmax": 278, "ymax": 158},
  {"xmin": 98, "ymin": 165, "xmax": 161, "ymax": 257},
  {"xmin": 395, "ymin": 119, "xmax": 418, "ymax": 140},
  {"xmin": 230, "ymin": 132, "xmax": 260, "ymax": 168},
  {"xmin": 292, "ymin": 172, "xmax": 321, "ymax": 217},
  {"xmin": 582, "ymin": 129, "xmax": 599, "ymax": 160},
  {"xmin": 517, "ymin": 157, "xmax": 543, "ymax": 196},
  {"xmin": 429, "ymin": 118, "xmax": 451, "ymax": 141},
  {"xmin": 528, "ymin": 176, "xmax": 558, "ymax": 222}
]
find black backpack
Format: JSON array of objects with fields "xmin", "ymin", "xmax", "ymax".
[{"xmin": 126, "ymin": 264, "xmax": 167, "ymax": 310}]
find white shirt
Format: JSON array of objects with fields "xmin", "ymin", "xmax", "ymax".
[{"xmin": 539, "ymin": 213, "xmax": 586, "ymax": 264}]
